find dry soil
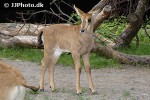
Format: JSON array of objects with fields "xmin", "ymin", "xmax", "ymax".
[{"xmin": 1, "ymin": 58, "xmax": 150, "ymax": 100}]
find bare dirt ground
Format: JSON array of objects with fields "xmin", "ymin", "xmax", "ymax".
[{"xmin": 1, "ymin": 58, "xmax": 150, "ymax": 100}]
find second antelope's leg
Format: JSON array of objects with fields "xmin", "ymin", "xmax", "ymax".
[
  {"xmin": 82, "ymin": 53, "xmax": 96, "ymax": 93},
  {"xmin": 39, "ymin": 55, "xmax": 51, "ymax": 91},
  {"xmin": 49, "ymin": 52, "xmax": 61, "ymax": 91},
  {"xmin": 71, "ymin": 51, "xmax": 82, "ymax": 94}
]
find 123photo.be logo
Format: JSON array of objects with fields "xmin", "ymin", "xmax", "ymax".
[{"xmin": 4, "ymin": 2, "xmax": 43, "ymax": 8}]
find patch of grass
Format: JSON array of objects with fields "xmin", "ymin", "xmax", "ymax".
[
  {"xmin": 118, "ymin": 43, "xmax": 150, "ymax": 55},
  {"xmin": 25, "ymin": 96, "xmax": 30, "ymax": 100},
  {"xmin": 56, "ymin": 52, "xmax": 119, "ymax": 68},
  {"xmin": 26, "ymin": 90, "xmax": 40, "ymax": 94},
  {"xmin": 77, "ymin": 96, "xmax": 91, "ymax": 100},
  {"xmin": 77, "ymin": 96, "xmax": 84, "ymax": 100},
  {"xmin": 81, "ymin": 87, "xmax": 87, "ymax": 94},
  {"xmin": 25, "ymin": 90, "xmax": 40, "ymax": 100},
  {"xmin": 0, "ymin": 46, "xmax": 43, "ymax": 62},
  {"xmin": 119, "ymin": 90, "xmax": 136, "ymax": 100},
  {"xmin": 122, "ymin": 90, "xmax": 131, "ymax": 97},
  {"xmin": 0, "ymin": 46, "xmax": 118, "ymax": 68},
  {"xmin": 86, "ymin": 98, "xmax": 91, "ymax": 100},
  {"xmin": 58, "ymin": 53, "xmax": 74, "ymax": 66},
  {"xmin": 43, "ymin": 96, "xmax": 49, "ymax": 100},
  {"xmin": 90, "ymin": 53, "xmax": 119, "ymax": 68},
  {"xmin": 0, "ymin": 42, "xmax": 150, "ymax": 69}
]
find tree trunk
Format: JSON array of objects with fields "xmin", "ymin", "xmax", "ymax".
[
  {"xmin": 94, "ymin": 42, "xmax": 150, "ymax": 64},
  {"xmin": 0, "ymin": 23, "xmax": 45, "ymax": 48},
  {"xmin": 0, "ymin": 36, "xmax": 37, "ymax": 48},
  {"xmin": 93, "ymin": 5, "xmax": 111, "ymax": 31},
  {"xmin": 0, "ymin": 23, "xmax": 46, "ymax": 36},
  {"xmin": 89, "ymin": 0, "xmax": 109, "ymax": 13},
  {"xmin": 114, "ymin": 0, "xmax": 150, "ymax": 48}
]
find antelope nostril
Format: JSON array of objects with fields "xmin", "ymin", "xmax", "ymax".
[{"xmin": 80, "ymin": 30, "xmax": 85, "ymax": 33}]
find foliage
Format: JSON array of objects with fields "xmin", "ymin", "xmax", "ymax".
[
  {"xmin": 68, "ymin": 13, "xmax": 81, "ymax": 24},
  {"xmin": 96, "ymin": 16, "xmax": 127, "ymax": 42},
  {"xmin": 96, "ymin": 16, "xmax": 150, "ymax": 45},
  {"xmin": 137, "ymin": 26, "xmax": 150, "ymax": 43}
]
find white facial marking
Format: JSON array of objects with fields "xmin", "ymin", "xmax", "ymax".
[
  {"xmin": 80, "ymin": 19, "xmax": 83, "ymax": 32},
  {"xmin": 86, "ymin": 19, "xmax": 89, "ymax": 30}
]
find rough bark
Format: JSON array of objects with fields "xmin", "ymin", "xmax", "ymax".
[
  {"xmin": 93, "ymin": 42, "xmax": 150, "ymax": 64},
  {"xmin": 94, "ymin": 33, "xmax": 115, "ymax": 47},
  {"xmin": 114, "ymin": 0, "xmax": 150, "ymax": 48},
  {"xmin": 89, "ymin": 0, "xmax": 121, "ymax": 18},
  {"xmin": 89, "ymin": 0, "xmax": 111, "ymax": 13},
  {"xmin": 0, "ymin": 36, "xmax": 37, "ymax": 48},
  {"xmin": 93, "ymin": 5, "xmax": 111, "ymax": 31},
  {"xmin": 0, "ymin": 23, "xmax": 46, "ymax": 48}
]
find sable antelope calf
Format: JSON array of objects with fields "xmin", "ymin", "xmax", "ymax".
[
  {"xmin": 0, "ymin": 61, "xmax": 39, "ymax": 100},
  {"xmin": 38, "ymin": 5, "xmax": 96, "ymax": 94}
]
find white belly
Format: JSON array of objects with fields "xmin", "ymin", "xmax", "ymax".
[
  {"xmin": 53, "ymin": 47, "xmax": 70, "ymax": 57},
  {"xmin": 9, "ymin": 86, "xmax": 26, "ymax": 100}
]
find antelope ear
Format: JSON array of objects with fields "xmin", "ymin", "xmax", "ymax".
[{"xmin": 74, "ymin": 5, "xmax": 85, "ymax": 16}]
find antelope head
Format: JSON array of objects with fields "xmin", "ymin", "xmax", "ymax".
[{"xmin": 74, "ymin": 5, "xmax": 95, "ymax": 33}]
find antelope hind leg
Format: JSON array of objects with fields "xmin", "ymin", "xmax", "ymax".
[
  {"xmin": 49, "ymin": 52, "xmax": 61, "ymax": 92},
  {"xmin": 39, "ymin": 56, "xmax": 51, "ymax": 92}
]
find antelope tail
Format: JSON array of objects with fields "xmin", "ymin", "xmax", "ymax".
[
  {"xmin": 37, "ymin": 30, "xmax": 44, "ymax": 49},
  {"xmin": 23, "ymin": 84, "xmax": 39, "ymax": 92}
]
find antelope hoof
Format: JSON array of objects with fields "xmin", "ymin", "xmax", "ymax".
[
  {"xmin": 50, "ymin": 86, "xmax": 55, "ymax": 92},
  {"xmin": 77, "ymin": 93, "xmax": 82, "ymax": 96},
  {"xmin": 92, "ymin": 91, "xmax": 98, "ymax": 95},
  {"xmin": 40, "ymin": 89, "xmax": 44, "ymax": 92},
  {"xmin": 89, "ymin": 88, "xmax": 97, "ymax": 95},
  {"xmin": 52, "ymin": 89, "xmax": 55, "ymax": 92}
]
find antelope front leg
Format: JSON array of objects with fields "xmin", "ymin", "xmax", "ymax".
[
  {"xmin": 72, "ymin": 52, "xmax": 82, "ymax": 94},
  {"xmin": 82, "ymin": 53, "xmax": 96, "ymax": 94}
]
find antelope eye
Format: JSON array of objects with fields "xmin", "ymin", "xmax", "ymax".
[{"xmin": 88, "ymin": 18, "xmax": 91, "ymax": 23}]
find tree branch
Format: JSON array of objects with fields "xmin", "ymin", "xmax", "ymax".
[{"xmin": 93, "ymin": 5, "xmax": 112, "ymax": 31}]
